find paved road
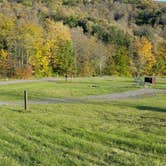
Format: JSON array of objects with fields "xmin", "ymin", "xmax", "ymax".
[{"xmin": 0, "ymin": 88, "xmax": 165, "ymax": 106}]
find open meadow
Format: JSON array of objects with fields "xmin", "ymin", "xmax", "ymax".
[
  {"xmin": 0, "ymin": 77, "xmax": 138, "ymax": 101},
  {"xmin": 0, "ymin": 0, "xmax": 165, "ymax": 165},
  {"xmin": 0, "ymin": 77, "xmax": 166, "ymax": 166}
]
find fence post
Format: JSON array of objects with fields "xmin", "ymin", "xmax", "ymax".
[{"xmin": 24, "ymin": 90, "xmax": 28, "ymax": 111}]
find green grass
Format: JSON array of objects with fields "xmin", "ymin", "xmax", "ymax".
[
  {"xmin": 153, "ymin": 77, "xmax": 166, "ymax": 90},
  {"xmin": 0, "ymin": 94, "xmax": 166, "ymax": 165},
  {"xmin": 0, "ymin": 76, "xmax": 165, "ymax": 165},
  {"xmin": 0, "ymin": 77, "xmax": 138, "ymax": 101},
  {"xmin": 0, "ymin": 76, "xmax": 165, "ymax": 101}
]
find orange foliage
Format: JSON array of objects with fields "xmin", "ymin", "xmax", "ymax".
[{"xmin": 14, "ymin": 65, "xmax": 32, "ymax": 79}]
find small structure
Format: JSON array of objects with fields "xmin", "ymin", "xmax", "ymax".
[{"xmin": 144, "ymin": 77, "xmax": 156, "ymax": 85}]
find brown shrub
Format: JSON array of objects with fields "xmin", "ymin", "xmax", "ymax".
[{"xmin": 14, "ymin": 65, "xmax": 32, "ymax": 79}]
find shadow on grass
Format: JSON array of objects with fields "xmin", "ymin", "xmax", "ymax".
[
  {"xmin": 111, "ymin": 101, "xmax": 166, "ymax": 113},
  {"xmin": 135, "ymin": 106, "xmax": 166, "ymax": 113}
]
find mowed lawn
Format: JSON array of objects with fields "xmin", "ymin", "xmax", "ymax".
[
  {"xmin": 0, "ymin": 77, "xmax": 138, "ymax": 101},
  {"xmin": 0, "ymin": 77, "xmax": 166, "ymax": 166},
  {"xmin": 0, "ymin": 76, "xmax": 165, "ymax": 101}
]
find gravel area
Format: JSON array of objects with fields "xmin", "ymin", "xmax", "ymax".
[{"xmin": 82, "ymin": 88, "xmax": 166, "ymax": 100}]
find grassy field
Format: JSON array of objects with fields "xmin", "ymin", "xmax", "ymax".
[
  {"xmin": 0, "ymin": 76, "xmax": 165, "ymax": 101},
  {"xmin": 0, "ymin": 77, "xmax": 139, "ymax": 101},
  {"xmin": 154, "ymin": 77, "xmax": 166, "ymax": 90},
  {"xmin": 0, "ymin": 77, "xmax": 166, "ymax": 166}
]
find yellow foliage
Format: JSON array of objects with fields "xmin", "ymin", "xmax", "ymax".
[
  {"xmin": 45, "ymin": 19, "xmax": 71, "ymax": 42},
  {"xmin": 155, "ymin": 41, "xmax": 166, "ymax": 75},
  {"xmin": 136, "ymin": 37, "xmax": 156, "ymax": 74},
  {"xmin": 0, "ymin": 49, "xmax": 8, "ymax": 59},
  {"xmin": 21, "ymin": 23, "xmax": 43, "ymax": 36},
  {"xmin": 44, "ymin": 19, "xmax": 72, "ymax": 69},
  {"xmin": 0, "ymin": 13, "xmax": 14, "ymax": 36}
]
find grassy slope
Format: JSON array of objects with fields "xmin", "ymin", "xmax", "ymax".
[
  {"xmin": 0, "ymin": 77, "xmax": 138, "ymax": 101},
  {"xmin": 0, "ymin": 76, "xmax": 165, "ymax": 165},
  {"xmin": 0, "ymin": 94, "xmax": 166, "ymax": 166}
]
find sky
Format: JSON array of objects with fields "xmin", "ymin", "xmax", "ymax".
[{"xmin": 155, "ymin": 0, "xmax": 166, "ymax": 2}]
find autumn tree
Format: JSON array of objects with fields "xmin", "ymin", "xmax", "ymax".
[
  {"xmin": 103, "ymin": 45, "xmax": 117, "ymax": 76},
  {"xmin": 0, "ymin": 49, "xmax": 8, "ymax": 77},
  {"xmin": 45, "ymin": 19, "xmax": 76, "ymax": 76},
  {"xmin": 114, "ymin": 46, "xmax": 130, "ymax": 76},
  {"xmin": 132, "ymin": 37, "xmax": 156, "ymax": 76},
  {"xmin": 71, "ymin": 27, "xmax": 92, "ymax": 76},
  {"xmin": 16, "ymin": 23, "xmax": 50, "ymax": 77},
  {"xmin": 154, "ymin": 41, "xmax": 166, "ymax": 75},
  {"xmin": 71, "ymin": 27, "xmax": 109, "ymax": 76}
]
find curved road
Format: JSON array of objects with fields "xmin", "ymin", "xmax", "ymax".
[{"xmin": 0, "ymin": 84, "xmax": 165, "ymax": 106}]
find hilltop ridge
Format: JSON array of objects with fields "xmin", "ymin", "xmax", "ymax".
[{"xmin": 0, "ymin": 0, "xmax": 165, "ymax": 78}]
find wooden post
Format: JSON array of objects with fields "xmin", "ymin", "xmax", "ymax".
[
  {"xmin": 65, "ymin": 74, "xmax": 68, "ymax": 82},
  {"xmin": 24, "ymin": 90, "xmax": 28, "ymax": 111}
]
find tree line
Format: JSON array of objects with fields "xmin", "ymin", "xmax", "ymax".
[{"xmin": 0, "ymin": 0, "xmax": 165, "ymax": 78}]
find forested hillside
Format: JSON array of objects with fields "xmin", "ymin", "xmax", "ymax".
[{"xmin": 0, "ymin": 0, "xmax": 165, "ymax": 78}]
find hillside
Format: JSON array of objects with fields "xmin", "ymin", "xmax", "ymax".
[{"xmin": 0, "ymin": 0, "xmax": 165, "ymax": 78}]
